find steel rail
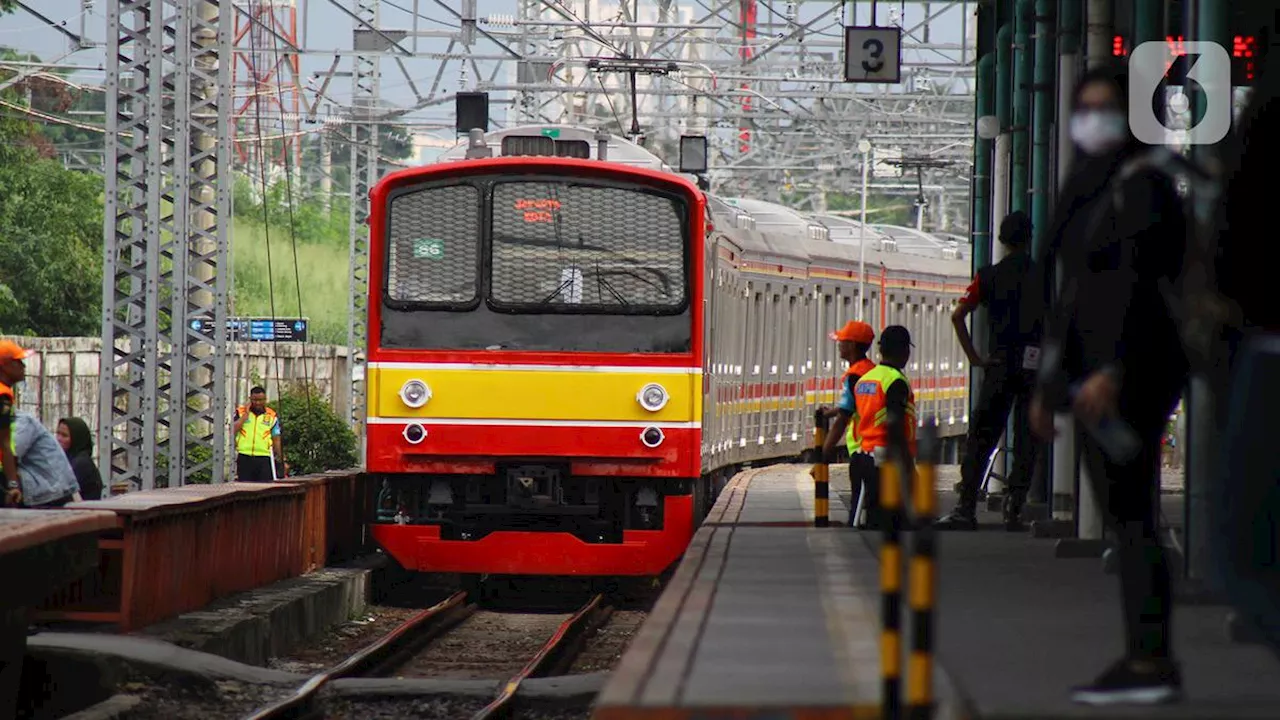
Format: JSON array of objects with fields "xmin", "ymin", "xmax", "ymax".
[
  {"xmin": 470, "ymin": 593, "xmax": 614, "ymax": 720},
  {"xmin": 243, "ymin": 590, "xmax": 472, "ymax": 720}
]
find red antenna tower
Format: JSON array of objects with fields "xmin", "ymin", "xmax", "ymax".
[{"xmin": 232, "ymin": 1, "xmax": 303, "ymax": 170}]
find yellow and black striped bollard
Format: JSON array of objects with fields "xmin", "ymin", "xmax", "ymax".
[
  {"xmin": 812, "ymin": 410, "xmax": 829, "ymax": 528},
  {"xmin": 907, "ymin": 420, "xmax": 940, "ymax": 720},
  {"xmin": 879, "ymin": 453, "xmax": 903, "ymax": 719}
]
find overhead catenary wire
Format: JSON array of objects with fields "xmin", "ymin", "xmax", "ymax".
[
  {"xmin": 246, "ymin": 2, "xmax": 290, "ymax": 476},
  {"xmin": 264, "ymin": 5, "xmax": 319, "ymax": 439}
]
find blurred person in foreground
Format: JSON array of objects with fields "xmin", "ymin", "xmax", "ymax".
[
  {"xmin": 0, "ymin": 341, "xmax": 29, "ymax": 507},
  {"xmin": 13, "ymin": 411, "xmax": 80, "ymax": 508},
  {"xmin": 1029, "ymin": 66, "xmax": 1189, "ymax": 705},
  {"xmin": 57, "ymin": 417, "xmax": 103, "ymax": 501}
]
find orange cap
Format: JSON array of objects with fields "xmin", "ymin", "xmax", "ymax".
[
  {"xmin": 0, "ymin": 340, "xmax": 31, "ymax": 364},
  {"xmin": 828, "ymin": 320, "xmax": 874, "ymax": 344}
]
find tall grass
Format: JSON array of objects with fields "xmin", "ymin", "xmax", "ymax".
[{"xmin": 231, "ymin": 220, "xmax": 350, "ymax": 345}]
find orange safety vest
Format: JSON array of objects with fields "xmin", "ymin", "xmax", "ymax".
[
  {"xmin": 236, "ymin": 405, "xmax": 278, "ymax": 458},
  {"xmin": 853, "ymin": 364, "xmax": 917, "ymax": 457},
  {"xmin": 843, "ymin": 358, "xmax": 877, "ymax": 453}
]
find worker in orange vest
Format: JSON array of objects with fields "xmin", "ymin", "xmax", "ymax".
[
  {"xmin": 853, "ymin": 325, "xmax": 918, "ymax": 485},
  {"xmin": 819, "ymin": 320, "xmax": 878, "ymax": 528},
  {"xmin": 0, "ymin": 341, "xmax": 30, "ymax": 506}
]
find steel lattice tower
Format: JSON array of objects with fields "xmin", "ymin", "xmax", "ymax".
[
  {"xmin": 100, "ymin": 0, "xmax": 232, "ymax": 493},
  {"xmin": 347, "ymin": 0, "xmax": 385, "ymax": 449},
  {"xmin": 232, "ymin": 1, "xmax": 303, "ymax": 171}
]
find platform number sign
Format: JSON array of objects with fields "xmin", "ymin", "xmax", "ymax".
[{"xmin": 844, "ymin": 26, "xmax": 902, "ymax": 84}]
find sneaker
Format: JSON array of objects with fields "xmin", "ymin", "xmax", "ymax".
[
  {"xmin": 1070, "ymin": 657, "xmax": 1183, "ymax": 706},
  {"xmin": 934, "ymin": 510, "xmax": 978, "ymax": 531}
]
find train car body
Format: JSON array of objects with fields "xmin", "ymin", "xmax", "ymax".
[{"xmin": 366, "ymin": 126, "xmax": 972, "ymax": 580}]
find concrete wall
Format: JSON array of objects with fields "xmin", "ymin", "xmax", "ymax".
[{"xmin": 0, "ymin": 336, "xmax": 351, "ymax": 435}]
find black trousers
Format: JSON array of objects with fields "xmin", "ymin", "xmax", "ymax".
[
  {"xmin": 849, "ymin": 453, "xmax": 879, "ymax": 527},
  {"xmin": 957, "ymin": 363, "xmax": 1040, "ymax": 513},
  {"xmin": 236, "ymin": 454, "xmax": 275, "ymax": 482},
  {"xmin": 1079, "ymin": 392, "xmax": 1178, "ymax": 661}
]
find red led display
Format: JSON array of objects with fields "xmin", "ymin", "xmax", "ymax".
[
  {"xmin": 514, "ymin": 198, "xmax": 561, "ymax": 224},
  {"xmin": 1107, "ymin": 33, "xmax": 1261, "ymax": 85},
  {"xmin": 1234, "ymin": 34, "xmax": 1256, "ymax": 82}
]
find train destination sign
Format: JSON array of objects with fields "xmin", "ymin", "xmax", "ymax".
[
  {"xmin": 191, "ymin": 317, "xmax": 309, "ymax": 343},
  {"xmin": 515, "ymin": 197, "xmax": 561, "ymax": 223}
]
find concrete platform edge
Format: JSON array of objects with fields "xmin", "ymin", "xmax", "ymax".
[{"xmin": 136, "ymin": 553, "xmax": 391, "ymax": 666}]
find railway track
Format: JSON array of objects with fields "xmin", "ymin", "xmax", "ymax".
[{"xmin": 243, "ymin": 591, "xmax": 613, "ymax": 720}]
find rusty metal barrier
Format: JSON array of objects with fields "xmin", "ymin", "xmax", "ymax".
[
  {"xmin": 36, "ymin": 470, "xmax": 372, "ymax": 632},
  {"xmin": 278, "ymin": 469, "xmax": 375, "ymax": 570}
]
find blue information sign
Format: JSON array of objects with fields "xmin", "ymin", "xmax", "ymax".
[{"xmin": 192, "ymin": 317, "xmax": 309, "ymax": 343}]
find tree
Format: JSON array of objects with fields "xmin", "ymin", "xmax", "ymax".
[
  {"xmin": 0, "ymin": 45, "xmax": 106, "ymax": 336},
  {"xmin": 0, "ymin": 155, "xmax": 104, "ymax": 336}
]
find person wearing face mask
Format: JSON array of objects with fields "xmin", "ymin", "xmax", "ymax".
[{"xmin": 1028, "ymin": 66, "xmax": 1190, "ymax": 706}]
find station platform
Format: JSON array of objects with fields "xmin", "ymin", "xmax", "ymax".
[{"xmin": 594, "ymin": 463, "xmax": 1280, "ymax": 720}]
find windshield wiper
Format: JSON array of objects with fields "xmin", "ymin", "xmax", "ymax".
[
  {"xmin": 598, "ymin": 268, "xmax": 673, "ymax": 296},
  {"xmin": 595, "ymin": 270, "xmax": 630, "ymax": 306},
  {"xmin": 537, "ymin": 275, "xmax": 576, "ymax": 305}
]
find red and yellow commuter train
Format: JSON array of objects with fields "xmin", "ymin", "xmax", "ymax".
[{"xmin": 366, "ymin": 126, "xmax": 971, "ymax": 580}]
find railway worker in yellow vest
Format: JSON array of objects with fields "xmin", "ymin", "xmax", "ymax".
[
  {"xmin": 854, "ymin": 326, "xmax": 918, "ymax": 505},
  {"xmin": 818, "ymin": 320, "xmax": 878, "ymax": 528},
  {"xmin": 0, "ymin": 341, "xmax": 30, "ymax": 506},
  {"xmin": 232, "ymin": 386, "xmax": 288, "ymax": 482}
]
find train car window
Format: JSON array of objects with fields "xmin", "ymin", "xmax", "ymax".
[
  {"xmin": 385, "ymin": 183, "xmax": 481, "ymax": 307},
  {"xmin": 821, "ymin": 293, "xmax": 833, "ymax": 373},
  {"xmin": 489, "ymin": 181, "xmax": 688, "ymax": 313}
]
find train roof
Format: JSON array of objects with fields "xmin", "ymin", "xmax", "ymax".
[
  {"xmin": 707, "ymin": 200, "xmax": 969, "ymax": 278},
  {"xmin": 436, "ymin": 124, "xmax": 705, "ymax": 185}
]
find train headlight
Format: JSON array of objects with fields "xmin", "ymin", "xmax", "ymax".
[
  {"xmin": 399, "ymin": 379, "xmax": 431, "ymax": 408},
  {"xmin": 637, "ymin": 383, "xmax": 669, "ymax": 412},
  {"xmin": 403, "ymin": 423, "xmax": 427, "ymax": 444},
  {"xmin": 640, "ymin": 426, "xmax": 665, "ymax": 448}
]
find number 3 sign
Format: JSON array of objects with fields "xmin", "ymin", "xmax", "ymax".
[{"xmin": 844, "ymin": 26, "xmax": 902, "ymax": 84}]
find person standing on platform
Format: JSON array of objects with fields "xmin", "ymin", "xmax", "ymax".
[
  {"xmin": 0, "ymin": 341, "xmax": 30, "ymax": 507},
  {"xmin": 854, "ymin": 325, "xmax": 917, "ymax": 491},
  {"xmin": 232, "ymin": 386, "xmax": 288, "ymax": 482},
  {"xmin": 1029, "ymin": 66, "xmax": 1188, "ymax": 705},
  {"xmin": 936, "ymin": 210, "xmax": 1044, "ymax": 532},
  {"xmin": 818, "ymin": 320, "xmax": 878, "ymax": 528}
]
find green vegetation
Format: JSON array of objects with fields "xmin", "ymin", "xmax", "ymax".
[
  {"xmin": 0, "ymin": 44, "xmax": 104, "ymax": 337},
  {"xmin": 231, "ymin": 175, "xmax": 353, "ymax": 345},
  {"xmin": 272, "ymin": 380, "xmax": 359, "ymax": 474}
]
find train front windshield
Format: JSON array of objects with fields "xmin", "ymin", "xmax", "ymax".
[{"xmin": 380, "ymin": 176, "xmax": 694, "ymax": 353}]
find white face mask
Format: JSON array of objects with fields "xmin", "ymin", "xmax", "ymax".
[{"xmin": 1069, "ymin": 109, "xmax": 1128, "ymax": 156}]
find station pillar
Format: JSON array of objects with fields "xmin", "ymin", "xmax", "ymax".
[
  {"xmin": 1183, "ymin": 0, "xmax": 1231, "ymax": 588},
  {"xmin": 1049, "ymin": 0, "xmax": 1081, "ymax": 525}
]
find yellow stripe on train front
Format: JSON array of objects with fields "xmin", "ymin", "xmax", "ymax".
[{"xmin": 369, "ymin": 366, "xmax": 702, "ymax": 422}]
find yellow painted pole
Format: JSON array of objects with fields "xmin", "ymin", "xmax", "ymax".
[
  {"xmin": 813, "ymin": 409, "xmax": 829, "ymax": 527},
  {"xmin": 880, "ymin": 454, "xmax": 903, "ymax": 718},
  {"xmin": 907, "ymin": 419, "xmax": 940, "ymax": 720}
]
